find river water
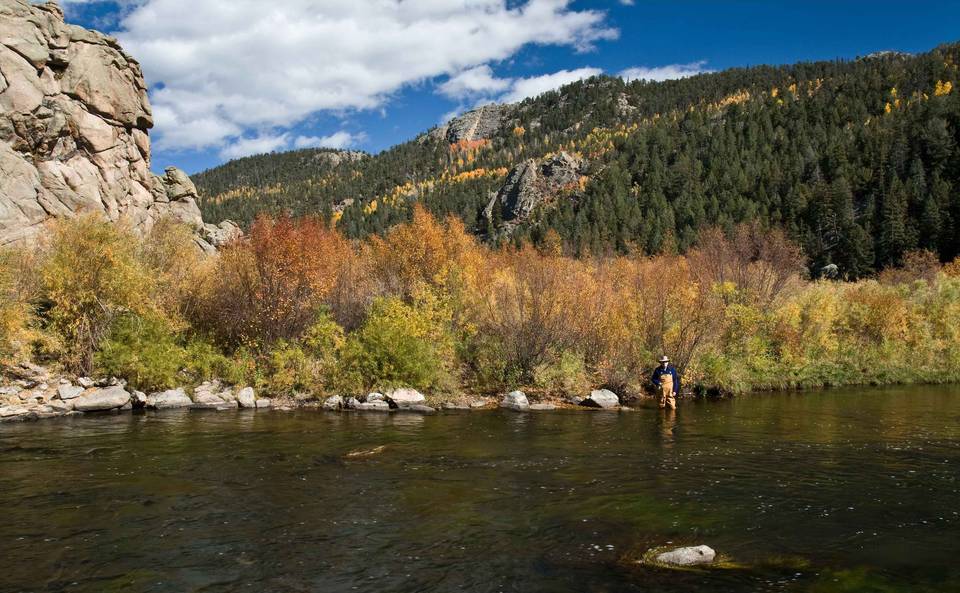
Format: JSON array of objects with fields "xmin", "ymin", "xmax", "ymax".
[{"xmin": 2, "ymin": 385, "xmax": 959, "ymax": 593}]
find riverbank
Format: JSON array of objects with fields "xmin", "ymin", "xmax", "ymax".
[{"xmin": 0, "ymin": 360, "xmax": 672, "ymax": 424}]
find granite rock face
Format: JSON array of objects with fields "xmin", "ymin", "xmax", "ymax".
[
  {"xmin": 0, "ymin": 0, "xmax": 232, "ymax": 251},
  {"xmin": 484, "ymin": 151, "xmax": 585, "ymax": 235},
  {"xmin": 429, "ymin": 103, "xmax": 511, "ymax": 144}
]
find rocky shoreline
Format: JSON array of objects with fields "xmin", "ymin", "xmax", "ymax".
[{"xmin": 0, "ymin": 362, "xmax": 654, "ymax": 424}]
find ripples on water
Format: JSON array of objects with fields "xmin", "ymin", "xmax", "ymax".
[{"xmin": 1, "ymin": 385, "xmax": 959, "ymax": 593}]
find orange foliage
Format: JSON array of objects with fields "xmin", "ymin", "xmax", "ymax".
[{"xmin": 193, "ymin": 215, "xmax": 348, "ymax": 347}]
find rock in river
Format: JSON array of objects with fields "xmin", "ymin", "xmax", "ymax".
[
  {"xmin": 322, "ymin": 395, "xmax": 343, "ymax": 411},
  {"xmin": 355, "ymin": 401, "xmax": 391, "ymax": 412},
  {"xmin": 500, "ymin": 390, "xmax": 529, "ymax": 412},
  {"xmin": 655, "ymin": 545, "xmax": 716, "ymax": 566},
  {"xmin": 147, "ymin": 388, "xmax": 193, "ymax": 409},
  {"xmin": 580, "ymin": 389, "xmax": 620, "ymax": 409},
  {"xmin": 385, "ymin": 388, "xmax": 426, "ymax": 408},
  {"xmin": 236, "ymin": 387, "xmax": 256, "ymax": 408},
  {"xmin": 72, "ymin": 386, "xmax": 131, "ymax": 412}
]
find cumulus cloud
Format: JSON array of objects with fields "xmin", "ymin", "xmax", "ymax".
[
  {"xmin": 438, "ymin": 65, "xmax": 602, "ymax": 116},
  {"xmin": 112, "ymin": 0, "xmax": 617, "ymax": 155},
  {"xmin": 500, "ymin": 67, "xmax": 603, "ymax": 102},
  {"xmin": 619, "ymin": 61, "xmax": 713, "ymax": 82},
  {"xmin": 438, "ymin": 65, "xmax": 512, "ymax": 100},
  {"xmin": 218, "ymin": 130, "xmax": 363, "ymax": 159}
]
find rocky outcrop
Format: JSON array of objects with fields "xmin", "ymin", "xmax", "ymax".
[
  {"xmin": 309, "ymin": 149, "xmax": 367, "ymax": 168},
  {"xmin": 429, "ymin": 103, "xmax": 511, "ymax": 144},
  {"xmin": 0, "ymin": 0, "xmax": 232, "ymax": 251},
  {"xmin": 484, "ymin": 151, "xmax": 585, "ymax": 235}
]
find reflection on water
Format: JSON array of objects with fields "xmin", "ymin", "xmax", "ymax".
[{"xmin": 2, "ymin": 385, "xmax": 959, "ymax": 593}]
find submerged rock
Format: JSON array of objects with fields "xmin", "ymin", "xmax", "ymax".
[
  {"xmin": 355, "ymin": 401, "xmax": 391, "ymax": 412},
  {"xmin": 402, "ymin": 404, "xmax": 436, "ymax": 414},
  {"xmin": 655, "ymin": 545, "xmax": 716, "ymax": 566},
  {"xmin": 500, "ymin": 390, "xmax": 529, "ymax": 412},
  {"xmin": 441, "ymin": 402, "xmax": 470, "ymax": 410},
  {"xmin": 529, "ymin": 403, "xmax": 557, "ymax": 411},
  {"xmin": 580, "ymin": 389, "xmax": 620, "ymax": 409}
]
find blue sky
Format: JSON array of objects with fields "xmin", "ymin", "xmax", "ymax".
[{"xmin": 59, "ymin": 0, "xmax": 960, "ymax": 175}]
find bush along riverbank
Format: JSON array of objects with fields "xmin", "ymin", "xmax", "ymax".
[{"xmin": 2, "ymin": 210, "xmax": 960, "ymax": 421}]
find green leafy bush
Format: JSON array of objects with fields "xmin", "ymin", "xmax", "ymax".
[
  {"xmin": 339, "ymin": 295, "xmax": 453, "ymax": 392},
  {"xmin": 95, "ymin": 313, "xmax": 185, "ymax": 392}
]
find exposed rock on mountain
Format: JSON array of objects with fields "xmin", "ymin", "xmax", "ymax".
[
  {"xmin": 0, "ymin": 0, "xmax": 225, "ymax": 250},
  {"xmin": 310, "ymin": 150, "xmax": 367, "ymax": 167},
  {"xmin": 430, "ymin": 103, "xmax": 512, "ymax": 144},
  {"xmin": 484, "ymin": 151, "xmax": 585, "ymax": 234}
]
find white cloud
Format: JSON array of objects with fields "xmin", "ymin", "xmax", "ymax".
[
  {"xmin": 438, "ymin": 65, "xmax": 511, "ymax": 100},
  {"xmin": 294, "ymin": 131, "xmax": 363, "ymax": 150},
  {"xmin": 500, "ymin": 67, "xmax": 602, "ymax": 102},
  {"xmin": 619, "ymin": 61, "xmax": 713, "ymax": 82},
  {"xmin": 113, "ymin": 0, "xmax": 617, "ymax": 153},
  {"xmin": 437, "ymin": 65, "xmax": 602, "ymax": 115},
  {"xmin": 218, "ymin": 133, "xmax": 292, "ymax": 160},
  {"xmin": 218, "ymin": 130, "xmax": 362, "ymax": 159}
]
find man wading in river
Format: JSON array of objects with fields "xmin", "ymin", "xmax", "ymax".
[{"xmin": 651, "ymin": 356, "xmax": 680, "ymax": 409}]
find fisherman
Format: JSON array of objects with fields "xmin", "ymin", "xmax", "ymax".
[{"xmin": 651, "ymin": 355, "xmax": 680, "ymax": 409}]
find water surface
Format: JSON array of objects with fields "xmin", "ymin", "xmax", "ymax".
[{"xmin": 2, "ymin": 385, "xmax": 959, "ymax": 592}]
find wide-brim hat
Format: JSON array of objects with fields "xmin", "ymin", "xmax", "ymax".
[{"xmin": 659, "ymin": 355, "xmax": 670, "ymax": 363}]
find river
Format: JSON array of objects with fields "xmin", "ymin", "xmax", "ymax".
[{"xmin": 2, "ymin": 385, "xmax": 959, "ymax": 592}]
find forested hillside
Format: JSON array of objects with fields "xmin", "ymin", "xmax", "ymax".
[{"xmin": 195, "ymin": 43, "xmax": 960, "ymax": 277}]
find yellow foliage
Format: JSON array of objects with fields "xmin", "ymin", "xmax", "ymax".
[{"xmin": 934, "ymin": 80, "xmax": 953, "ymax": 96}]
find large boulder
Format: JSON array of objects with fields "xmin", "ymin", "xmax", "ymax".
[
  {"xmin": 385, "ymin": 388, "xmax": 426, "ymax": 409},
  {"xmin": 500, "ymin": 390, "xmax": 529, "ymax": 412},
  {"xmin": 146, "ymin": 388, "xmax": 193, "ymax": 409},
  {"xmin": 56, "ymin": 384, "xmax": 83, "ymax": 400},
  {"xmin": 322, "ymin": 395, "xmax": 343, "ymax": 411},
  {"xmin": 654, "ymin": 545, "xmax": 716, "ymax": 566},
  {"xmin": 236, "ymin": 387, "xmax": 256, "ymax": 409},
  {"xmin": 71, "ymin": 385, "xmax": 130, "ymax": 412},
  {"xmin": 0, "ymin": 0, "xmax": 233, "ymax": 250},
  {"xmin": 580, "ymin": 389, "xmax": 620, "ymax": 409}
]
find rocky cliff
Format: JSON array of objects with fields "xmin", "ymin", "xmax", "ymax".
[
  {"xmin": 0, "ymin": 0, "xmax": 236, "ymax": 250},
  {"xmin": 428, "ymin": 103, "xmax": 512, "ymax": 144},
  {"xmin": 484, "ymin": 151, "xmax": 586, "ymax": 235}
]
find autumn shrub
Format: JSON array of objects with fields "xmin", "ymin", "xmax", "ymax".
[
  {"xmin": 0, "ymin": 249, "xmax": 37, "ymax": 362},
  {"xmin": 38, "ymin": 216, "xmax": 158, "ymax": 374},
  {"xmin": 255, "ymin": 311, "xmax": 345, "ymax": 396},
  {"xmin": 339, "ymin": 291, "xmax": 454, "ymax": 392},
  {"xmin": 878, "ymin": 249, "xmax": 941, "ymax": 285},
  {"xmin": 532, "ymin": 350, "xmax": 591, "ymax": 398},
  {"xmin": 193, "ymin": 215, "xmax": 346, "ymax": 348}
]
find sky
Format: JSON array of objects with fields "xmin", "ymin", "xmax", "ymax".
[{"xmin": 54, "ymin": 0, "xmax": 960, "ymax": 175}]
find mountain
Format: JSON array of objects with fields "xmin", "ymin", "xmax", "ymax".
[
  {"xmin": 0, "ymin": 0, "xmax": 236, "ymax": 250},
  {"xmin": 194, "ymin": 42, "xmax": 960, "ymax": 276}
]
